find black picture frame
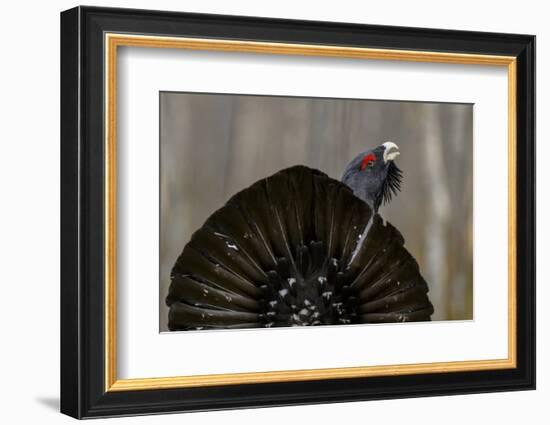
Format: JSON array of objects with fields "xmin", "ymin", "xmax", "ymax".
[{"xmin": 60, "ymin": 5, "xmax": 535, "ymax": 419}]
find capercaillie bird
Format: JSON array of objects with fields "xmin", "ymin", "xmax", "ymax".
[{"xmin": 166, "ymin": 142, "xmax": 434, "ymax": 330}]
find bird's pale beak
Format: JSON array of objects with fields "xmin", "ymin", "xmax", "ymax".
[{"xmin": 382, "ymin": 141, "xmax": 400, "ymax": 163}]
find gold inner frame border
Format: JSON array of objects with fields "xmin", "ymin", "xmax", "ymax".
[{"xmin": 104, "ymin": 33, "xmax": 517, "ymax": 392}]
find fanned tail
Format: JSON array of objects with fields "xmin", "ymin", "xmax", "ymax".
[{"xmin": 167, "ymin": 165, "xmax": 433, "ymax": 331}]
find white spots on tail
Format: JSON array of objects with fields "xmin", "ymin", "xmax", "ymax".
[{"xmin": 322, "ymin": 291, "xmax": 332, "ymax": 301}]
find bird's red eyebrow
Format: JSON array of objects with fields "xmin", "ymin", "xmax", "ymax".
[{"xmin": 361, "ymin": 153, "xmax": 376, "ymax": 170}]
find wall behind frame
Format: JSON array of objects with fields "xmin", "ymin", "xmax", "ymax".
[{"xmin": 0, "ymin": 1, "xmax": 544, "ymax": 425}]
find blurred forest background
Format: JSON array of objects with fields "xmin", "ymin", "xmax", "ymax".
[{"xmin": 159, "ymin": 92, "xmax": 473, "ymax": 331}]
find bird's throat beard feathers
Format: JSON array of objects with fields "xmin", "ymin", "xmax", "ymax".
[{"xmin": 374, "ymin": 162, "xmax": 403, "ymax": 212}]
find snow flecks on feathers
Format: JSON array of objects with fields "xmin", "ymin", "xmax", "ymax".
[{"xmin": 166, "ymin": 165, "xmax": 433, "ymax": 330}]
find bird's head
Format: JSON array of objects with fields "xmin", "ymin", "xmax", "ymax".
[{"xmin": 341, "ymin": 141, "xmax": 403, "ymax": 213}]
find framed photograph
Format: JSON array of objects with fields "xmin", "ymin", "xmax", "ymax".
[{"xmin": 60, "ymin": 6, "xmax": 535, "ymax": 419}]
